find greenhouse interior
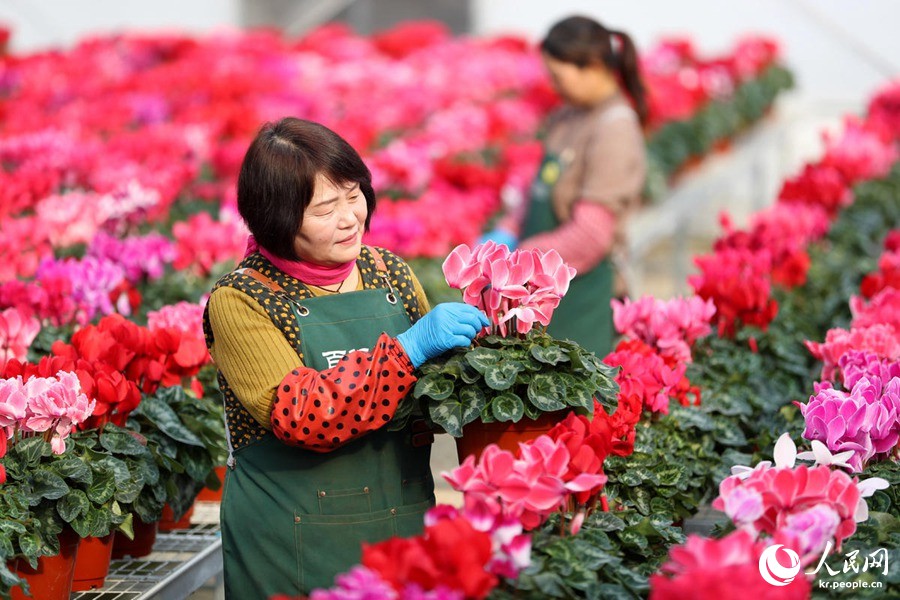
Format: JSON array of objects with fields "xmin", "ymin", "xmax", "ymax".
[{"xmin": 0, "ymin": 1, "xmax": 898, "ymax": 599}]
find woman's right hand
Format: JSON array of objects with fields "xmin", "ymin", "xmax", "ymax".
[{"xmin": 396, "ymin": 303, "xmax": 489, "ymax": 368}]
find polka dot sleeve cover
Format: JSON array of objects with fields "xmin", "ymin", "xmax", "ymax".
[{"xmin": 270, "ymin": 333, "xmax": 418, "ymax": 452}]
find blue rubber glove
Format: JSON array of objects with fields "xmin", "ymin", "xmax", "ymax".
[
  {"xmin": 478, "ymin": 228, "xmax": 518, "ymax": 250},
  {"xmin": 396, "ymin": 303, "xmax": 490, "ymax": 368}
]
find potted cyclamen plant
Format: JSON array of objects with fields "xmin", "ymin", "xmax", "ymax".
[
  {"xmin": 409, "ymin": 242, "xmax": 619, "ymax": 459},
  {"xmin": 0, "ymin": 371, "xmax": 138, "ymax": 600}
]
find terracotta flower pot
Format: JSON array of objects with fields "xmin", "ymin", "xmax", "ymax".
[
  {"xmin": 455, "ymin": 411, "xmax": 565, "ymax": 462},
  {"xmin": 71, "ymin": 532, "xmax": 116, "ymax": 591},
  {"xmin": 112, "ymin": 516, "xmax": 157, "ymax": 559},
  {"xmin": 10, "ymin": 528, "xmax": 80, "ymax": 600},
  {"xmin": 196, "ymin": 465, "xmax": 227, "ymax": 502},
  {"xmin": 158, "ymin": 501, "xmax": 195, "ymax": 532}
]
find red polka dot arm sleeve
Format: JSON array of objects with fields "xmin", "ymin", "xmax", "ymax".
[{"xmin": 271, "ymin": 333, "xmax": 418, "ymax": 452}]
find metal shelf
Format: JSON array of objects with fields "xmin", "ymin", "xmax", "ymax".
[{"xmin": 71, "ymin": 502, "xmax": 223, "ymax": 600}]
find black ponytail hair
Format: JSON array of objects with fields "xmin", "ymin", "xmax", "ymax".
[{"xmin": 540, "ymin": 15, "xmax": 648, "ymax": 127}]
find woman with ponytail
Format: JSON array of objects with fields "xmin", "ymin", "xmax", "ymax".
[{"xmin": 483, "ymin": 15, "xmax": 647, "ymax": 357}]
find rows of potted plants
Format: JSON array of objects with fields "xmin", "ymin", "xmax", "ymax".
[
  {"xmin": 0, "ymin": 22, "xmax": 793, "ymax": 311},
  {"xmin": 299, "ymin": 80, "xmax": 900, "ymax": 598},
  {"xmin": 0, "ymin": 310, "xmax": 226, "ymax": 597},
  {"xmin": 0, "ymin": 20, "xmax": 814, "ymax": 599}
]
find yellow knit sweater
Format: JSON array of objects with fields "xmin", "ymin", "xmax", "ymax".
[{"xmin": 206, "ymin": 269, "xmax": 430, "ymax": 427}]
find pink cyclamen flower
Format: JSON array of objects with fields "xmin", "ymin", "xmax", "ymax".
[
  {"xmin": 0, "ymin": 376, "xmax": 28, "ymax": 431},
  {"xmin": 713, "ymin": 464, "xmax": 860, "ymax": 554},
  {"xmin": 0, "ymin": 307, "xmax": 41, "ymax": 365},
  {"xmin": 442, "ymin": 242, "xmax": 575, "ymax": 335},
  {"xmin": 779, "ymin": 503, "xmax": 841, "ymax": 561},
  {"xmin": 19, "ymin": 371, "xmax": 95, "ymax": 454},
  {"xmin": 147, "ymin": 301, "xmax": 206, "ymax": 337},
  {"xmin": 649, "ymin": 530, "xmax": 811, "ymax": 600},
  {"xmin": 611, "ymin": 295, "xmax": 715, "ymax": 362},
  {"xmin": 425, "ymin": 501, "xmax": 531, "ymax": 579},
  {"xmin": 850, "ymin": 288, "xmax": 900, "ymax": 331},
  {"xmin": 442, "ymin": 436, "xmax": 604, "ymax": 531},
  {"xmin": 806, "ymin": 324, "xmax": 900, "ymax": 381}
]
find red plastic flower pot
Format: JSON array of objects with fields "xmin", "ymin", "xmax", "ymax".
[
  {"xmin": 10, "ymin": 528, "xmax": 80, "ymax": 600},
  {"xmin": 71, "ymin": 532, "xmax": 116, "ymax": 591}
]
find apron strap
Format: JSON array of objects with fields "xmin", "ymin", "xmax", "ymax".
[
  {"xmin": 235, "ymin": 267, "xmax": 284, "ymax": 293},
  {"xmin": 366, "ymin": 245, "xmax": 389, "ymax": 273}
]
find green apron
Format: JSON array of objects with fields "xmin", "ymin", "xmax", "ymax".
[
  {"xmin": 521, "ymin": 152, "xmax": 614, "ymax": 357},
  {"xmin": 221, "ymin": 284, "xmax": 434, "ymax": 597}
]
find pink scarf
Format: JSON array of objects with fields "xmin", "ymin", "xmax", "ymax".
[{"xmin": 244, "ymin": 235, "xmax": 356, "ymax": 286}]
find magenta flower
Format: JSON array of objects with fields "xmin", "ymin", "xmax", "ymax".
[
  {"xmin": 148, "ymin": 301, "xmax": 206, "ymax": 339},
  {"xmin": 839, "ymin": 350, "xmax": 900, "ymax": 389},
  {"xmin": 650, "ymin": 530, "xmax": 812, "ymax": 599},
  {"xmin": 821, "ymin": 117, "xmax": 899, "ymax": 184},
  {"xmin": 309, "ymin": 566, "xmax": 398, "ymax": 600},
  {"xmin": 798, "ymin": 375, "xmax": 900, "ymax": 471},
  {"xmin": 88, "ymin": 232, "xmax": 176, "ymax": 283},
  {"xmin": 36, "ymin": 256, "xmax": 126, "ymax": 325},
  {"xmin": 713, "ymin": 464, "xmax": 859, "ymax": 553}
]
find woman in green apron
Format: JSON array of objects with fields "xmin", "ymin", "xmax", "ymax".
[
  {"xmin": 483, "ymin": 15, "xmax": 648, "ymax": 358},
  {"xmin": 203, "ymin": 118, "xmax": 488, "ymax": 597}
]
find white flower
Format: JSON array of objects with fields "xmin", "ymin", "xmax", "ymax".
[
  {"xmin": 854, "ymin": 477, "xmax": 890, "ymax": 522},
  {"xmin": 796, "ymin": 440, "xmax": 855, "ymax": 470}
]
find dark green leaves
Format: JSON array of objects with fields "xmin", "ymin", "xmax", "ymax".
[{"xmin": 416, "ymin": 328, "xmax": 620, "ymax": 436}]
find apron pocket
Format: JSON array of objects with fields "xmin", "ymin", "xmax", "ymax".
[
  {"xmin": 316, "ymin": 486, "xmax": 373, "ymax": 515},
  {"xmin": 294, "ymin": 507, "xmax": 396, "ymax": 593}
]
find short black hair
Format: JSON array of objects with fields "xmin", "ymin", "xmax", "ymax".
[{"xmin": 237, "ymin": 118, "xmax": 376, "ymax": 261}]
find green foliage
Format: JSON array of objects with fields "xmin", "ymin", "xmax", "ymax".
[
  {"xmin": 126, "ymin": 385, "xmax": 227, "ymax": 523},
  {"xmin": 413, "ymin": 330, "xmax": 619, "ymax": 437},
  {"xmin": 490, "ymin": 510, "xmax": 684, "ymax": 599},
  {"xmin": 0, "ymin": 422, "xmax": 165, "ymax": 596},
  {"xmin": 645, "ymin": 64, "xmax": 795, "ymax": 201}
]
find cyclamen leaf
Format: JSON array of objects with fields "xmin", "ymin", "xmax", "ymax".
[
  {"xmin": 31, "ymin": 471, "xmax": 69, "ymax": 501},
  {"xmin": 464, "ymin": 347, "xmax": 502, "ymax": 373},
  {"xmin": 101, "ymin": 429, "xmax": 148, "ymax": 456},
  {"xmin": 491, "ymin": 392, "xmax": 525, "ymax": 423},
  {"xmin": 527, "ymin": 373, "xmax": 567, "ymax": 412},
  {"xmin": 87, "ymin": 467, "xmax": 117, "ymax": 504},
  {"xmin": 530, "ymin": 344, "xmax": 567, "ymax": 365},
  {"xmin": 136, "ymin": 394, "xmax": 205, "ymax": 447},
  {"xmin": 413, "ymin": 375, "xmax": 455, "ymax": 401},
  {"xmin": 16, "ymin": 532, "xmax": 40, "ymax": 558},
  {"xmin": 72, "ymin": 507, "xmax": 112, "ymax": 538},
  {"xmin": 428, "ymin": 396, "xmax": 464, "ymax": 438},
  {"xmin": 114, "ymin": 479, "xmax": 143, "ymax": 505},
  {"xmin": 15, "ymin": 437, "xmax": 49, "ymax": 468},
  {"xmin": 459, "ymin": 386, "xmax": 486, "ymax": 426},
  {"xmin": 50, "ymin": 458, "xmax": 92, "ymax": 486},
  {"xmin": 483, "ymin": 360, "xmax": 521, "ymax": 391},
  {"xmin": 57, "ymin": 489, "xmax": 90, "ymax": 523}
]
